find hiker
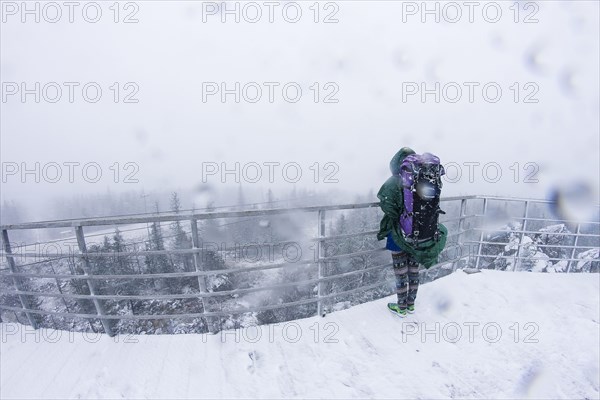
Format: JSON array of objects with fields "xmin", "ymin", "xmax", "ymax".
[{"xmin": 377, "ymin": 147, "xmax": 448, "ymax": 317}]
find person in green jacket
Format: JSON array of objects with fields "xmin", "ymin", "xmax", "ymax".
[{"xmin": 377, "ymin": 147, "xmax": 447, "ymax": 316}]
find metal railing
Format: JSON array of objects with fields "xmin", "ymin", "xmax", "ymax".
[{"xmin": 0, "ymin": 195, "xmax": 598, "ymax": 336}]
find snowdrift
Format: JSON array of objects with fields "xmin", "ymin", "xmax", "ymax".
[{"xmin": 1, "ymin": 270, "xmax": 598, "ymax": 399}]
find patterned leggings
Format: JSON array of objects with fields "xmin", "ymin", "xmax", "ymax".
[{"xmin": 392, "ymin": 252, "xmax": 420, "ymax": 309}]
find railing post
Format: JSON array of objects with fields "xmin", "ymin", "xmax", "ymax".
[
  {"xmin": 566, "ymin": 223, "xmax": 581, "ymax": 273},
  {"xmin": 512, "ymin": 200, "xmax": 529, "ymax": 271},
  {"xmin": 317, "ymin": 210, "xmax": 326, "ymax": 317},
  {"xmin": 455, "ymin": 198, "xmax": 467, "ymax": 271},
  {"xmin": 74, "ymin": 225, "xmax": 114, "ymax": 337},
  {"xmin": 190, "ymin": 218, "xmax": 217, "ymax": 333},
  {"xmin": 474, "ymin": 198, "xmax": 488, "ymax": 269},
  {"xmin": 1, "ymin": 229, "xmax": 39, "ymax": 328},
  {"xmin": 457, "ymin": 198, "xmax": 467, "ymax": 233}
]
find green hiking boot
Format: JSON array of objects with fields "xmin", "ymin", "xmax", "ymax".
[
  {"xmin": 407, "ymin": 304, "xmax": 415, "ymax": 314},
  {"xmin": 387, "ymin": 302, "xmax": 407, "ymax": 317}
]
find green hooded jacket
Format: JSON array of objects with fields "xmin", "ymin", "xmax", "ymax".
[{"xmin": 376, "ymin": 147, "xmax": 447, "ymax": 268}]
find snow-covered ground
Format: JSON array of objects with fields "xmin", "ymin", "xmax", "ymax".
[{"xmin": 1, "ymin": 270, "xmax": 598, "ymax": 399}]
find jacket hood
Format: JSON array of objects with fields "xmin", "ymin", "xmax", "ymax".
[{"xmin": 389, "ymin": 147, "xmax": 416, "ymax": 175}]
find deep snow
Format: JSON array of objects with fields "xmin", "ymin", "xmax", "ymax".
[{"xmin": 1, "ymin": 270, "xmax": 598, "ymax": 399}]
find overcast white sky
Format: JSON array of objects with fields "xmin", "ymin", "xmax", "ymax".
[{"xmin": 1, "ymin": 1, "xmax": 599, "ymax": 212}]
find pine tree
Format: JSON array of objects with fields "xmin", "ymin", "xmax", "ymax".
[
  {"xmin": 262, "ymin": 189, "xmax": 276, "ymax": 243},
  {"xmin": 169, "ymin": 192, "xmax": 193, "ymax": 272},
  {"xmin": 145, "ymin": 202, "xmax": 174, "ymax": 290},
  {"xmin": 232, "ymin": 185, "xmax": 256, "ymax": 248},
  {"xmin": 112, "ymin": 228, "xmax": 134, "ymax": 275}
]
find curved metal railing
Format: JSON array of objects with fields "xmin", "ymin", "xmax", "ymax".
[{"xmin": 0, "ymin": 195, "xmax": 597, "ymax": 336}]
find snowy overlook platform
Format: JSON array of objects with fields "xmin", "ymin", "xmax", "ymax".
[{"xmin": 1, "ymin": 270, "xmax": 598, "ymax": 399}]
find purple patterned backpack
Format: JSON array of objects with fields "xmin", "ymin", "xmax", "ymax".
[{"xmin": 398, "ymin": 153, "xmax": 446, "ymax": 247}]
